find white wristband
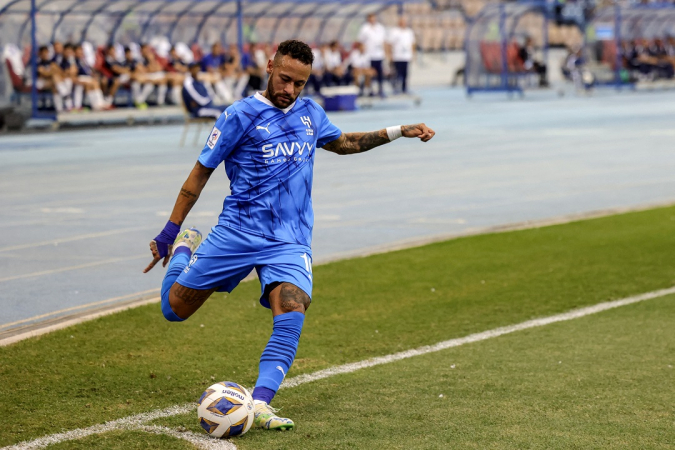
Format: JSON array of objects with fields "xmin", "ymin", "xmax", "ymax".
[{"xmin": 386, "ymin": 125, "xmax": 402, "ymax": 141}]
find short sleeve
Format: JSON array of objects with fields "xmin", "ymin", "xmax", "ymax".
[
  {"xmin": 315, "ymin": 104, "xmax": 342, "ymax": 148},
  {"xmin": 198, "ymin": 106, "xmax": 243, "ymax": 169}
]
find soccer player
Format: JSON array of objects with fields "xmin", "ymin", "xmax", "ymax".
[{"xmin": 144, "ymin": 39, "xmax": 435, "ymax": 431}]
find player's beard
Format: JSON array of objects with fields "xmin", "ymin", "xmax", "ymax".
[{"xmin": 266, "ymin": 71, "xmax": 296, "ymax": 109}]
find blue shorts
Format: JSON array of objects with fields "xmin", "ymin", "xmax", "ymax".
[{"xmin": 175, "ymin": 224, "xmax": 313, "ymax": 308}]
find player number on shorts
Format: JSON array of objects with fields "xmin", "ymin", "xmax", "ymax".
[{"xmin": 300, "ymin": 253, "xmax": 312, "ymax": 279}]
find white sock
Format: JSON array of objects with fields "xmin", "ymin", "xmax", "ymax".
[
  {"xmin": 214, "ymin": 80, "xmax": 232, "ymax": 104},
  {"xmin": 56, "ymin": 81, "xmax": 70, "ymax": 97},
  {"xmin": 157, "ymin": 84, "xmax": 167, "ymax": 105},
  {"xmin": 64, "ymin": 97, "xmax": 73, "ymax": 110},
  {"xmin": 138, "ymin": 83, "xmax": 154, "ymax": 103},
  {"xmin": 171, "ymin": 85, "xmax": 182, "ymax": 104},
  {"xmin": 73, "ymin": 85, "xmax": 84, "ymax": 109},
  {"xmin": 96, "ymin": 90, "xmax": 110, "ymax": 108},
  {"xmin": 131, "ymin": 82, "xmax": 141, "ymax": 103},
  {"xmin": 53, "ymin": 94, "xmax": 64, "ymax": 112},
  {"xmin": 88, "ymin": 89, "xmax": 106, "ymax": 110}
]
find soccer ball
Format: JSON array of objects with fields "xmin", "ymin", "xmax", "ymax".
[{"xmin": 197, "ymin": 381, "xmax": 255, "ymax": 438}]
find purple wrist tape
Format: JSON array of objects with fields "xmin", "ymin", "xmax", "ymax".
[{"xmin": 153, "ymin": 220, "xmax": 180, "ymax": 258}]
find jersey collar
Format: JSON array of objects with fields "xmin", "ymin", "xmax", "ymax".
[{"xmin": 254, "ymin": 92, "xmax": 296, "ymax": 114}]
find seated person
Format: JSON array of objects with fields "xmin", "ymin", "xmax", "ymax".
[
  {"xmin": 201, "ymin": 42, "xmax": 226, "ymax": 75},
  {"xmin": 647, "ymin": 38, "xmax": 674, "ymax": 79},
  {"xmin": 241, "ymin": 42, "xmax": 265, "ymax": 94},
  {"xmin": 57, "ymin": 43, "xmax": 75, "ymax": 110},
  {"xmin": 346, "ymin": 42, "xmax": 376, "ymax": 96},
  {"xmin": 624, "ymin": 39, "xmax": 656, "ymax": 79},
  {"xmin": 323, "ymin": 41, "xmax": 346, "ymax": 86},
  {"xmin": 36, "ymin": 45, "xmax": 70, "ymax": 112},
  {"xmin": 166, "ymin": 45, "xmax": 189, "ymax": 104},
  {"xmin": 72, "ymin": 43, "xmax": 110, "ymax": 110},
  {"xmin": 134, "ymin": 44, "xmax": 168, "ymax": 106},
  {"xmin": 517, "ymin": 36, "xmax": 548, "ymax": 87},
  {"xmin": 308, "ymin": 45, "xmax": 325, "ymax": 94},
  {"xmin": 51, "ymin": 41, "xmax": 64, "ymax": 68},
  {"xmin": 562, "ymin": 46, "xmax": 593, "ymax": 90},
  {"xmin": 218, "ymin": 44, "xmax": 249, "ymax": 102},
  {"xmin": 200, "ymin": 42, "xmax": 233, "ymax": 103},
  {"xmin": 182, "ymin": 62, "xmax": 227, "ymax": 118},
  {"xmin": 101, "ymin": 45, "xmax": 132, "ymax": 104}
]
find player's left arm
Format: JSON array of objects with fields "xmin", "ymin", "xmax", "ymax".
[{"xmin": 322, "ymin": 123, "xmax": 435, "ymax": 155}]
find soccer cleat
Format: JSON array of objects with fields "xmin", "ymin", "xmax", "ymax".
[
  {"xmin": 253, "ymin": 402, "xmax": 294, "ymax": 431},
  {"xmin": 172, "ymin": 227, "xmax": 202, "ymax": 254}
]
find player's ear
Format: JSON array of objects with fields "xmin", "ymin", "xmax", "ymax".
[{"xmin": 266, "ymin": 59, "xmax": 273, "ymax": 75}]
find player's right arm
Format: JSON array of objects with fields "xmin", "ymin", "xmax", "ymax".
[
  {"xmin": 170, "ymin": 161, "xmax": 215, "ymax": 226},
  {"xmin": 144, "ymin": 106, "xmax": 243, "ymax": 273},
  {"xmin": 143, "ymin": 162, "xmax": 214, "ymax": 273}
]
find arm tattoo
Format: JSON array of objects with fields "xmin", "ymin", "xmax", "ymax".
[
  {"xmin": 180, "ymin": 188, "xmax": 198, "ymax": 199},
  {"xmin": 323, "ymin": 130, "xmax": 390, "ymax": 155}
]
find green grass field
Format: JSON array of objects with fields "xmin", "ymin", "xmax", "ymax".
[{"xmin": 1, "ymin": 206, "xmax": 675, "ymax": 449}]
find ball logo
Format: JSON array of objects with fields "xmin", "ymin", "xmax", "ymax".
[{"xmin": 221, "ymin": 389, "xmax": 246, "ymax": 401}]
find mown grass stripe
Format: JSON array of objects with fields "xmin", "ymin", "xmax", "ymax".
[{"xmin": 4, "ymin": 285, "xmax": 673, "ymax": 450}]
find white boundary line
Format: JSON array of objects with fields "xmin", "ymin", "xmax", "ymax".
[{"xmin": 4, "ymin": 285, "xmax": 674, "ymax": 450}]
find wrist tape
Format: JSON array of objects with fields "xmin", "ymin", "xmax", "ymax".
[{"xmin": 386, "ymin": 125, "xmax": 402, "ymax": 141}]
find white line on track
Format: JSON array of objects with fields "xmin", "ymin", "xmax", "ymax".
[
  {"xmin": 0, "ymin": 226, "xmax": 154, "ymax": 253},
  {"xmin": 0, "ymin": 254, "xmax": 146, "ymax": 283},
  {"xmin": 4, "ymin": 285, "xmax": 674, "ymax": 450}
]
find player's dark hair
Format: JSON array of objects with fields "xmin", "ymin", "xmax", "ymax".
[
  {"xmin": 39, "ymin": 45, "xmax": 48, "ymax": 53},
  {"xmin": 275, "ymin": 40, "xmax": 313, "ymax": 66}
]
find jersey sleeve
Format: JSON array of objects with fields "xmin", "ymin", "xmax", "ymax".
[
  {"xmin": 314, "ymin": 103, "xmax": 343, "ymax": 148},
  {"xmin": 198, "ymin": 105, "xmax": 243, "ymax": 168}
]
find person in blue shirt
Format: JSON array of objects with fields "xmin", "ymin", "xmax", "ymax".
[
  {"xmin": 144, "ymin": 39, "xmax": 435, "ymax": 432},
  {"xmin": 181, "ymin": 63, "xmax": 227, "ymax": 118},
  {"xmin": 200, "ymin": 42, "xmax": 226, "ymax": 73}
]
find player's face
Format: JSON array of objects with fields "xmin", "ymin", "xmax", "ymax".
[{"xmin": 265, "ymin": 55, "xmax": 311, "ymax": 109}]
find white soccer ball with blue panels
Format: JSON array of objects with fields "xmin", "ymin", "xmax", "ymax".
[{"xmin": 197, "ymin": 381, "xmax": 255, "ymax": 438}]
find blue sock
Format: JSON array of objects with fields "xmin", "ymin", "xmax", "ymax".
[
  {"xmin": 160, "ymin": 247, "xmax": 191, "ymax": 322},
  {"xmin": 253, "ymin": 311, "xmax": 305, "ymax": 403}
]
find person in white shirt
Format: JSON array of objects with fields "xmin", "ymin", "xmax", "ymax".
[
  {"xmin": 323, "ymin": 41, "xmax": 346, "ymax": 86},
  {"xmin": 347, "ymin": 41, "xmax": 376, "ymax": 95},
  {"xmin": 308, "ymin": 45, "xmax": 325, "ymax": 93},
  {"xmin": 358, "ymin": 13, "xmax": 387, "ymax": 97},
  {"xmin": 388, "ymin": 16, "xmax": 416, "ymax": 94}
]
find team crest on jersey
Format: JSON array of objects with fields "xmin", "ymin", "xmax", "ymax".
[
  {"xmin": 301, "ymin": 116, "xmax": 313, "ymax": 136},
  {"xmin": 206, "ymin": 127, "xmax": 221, "ymax": 149}
]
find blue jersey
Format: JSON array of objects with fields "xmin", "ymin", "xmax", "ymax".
[{"xmin": 198, "ymin": 93, "xmax": 342, "ymax": 247}]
